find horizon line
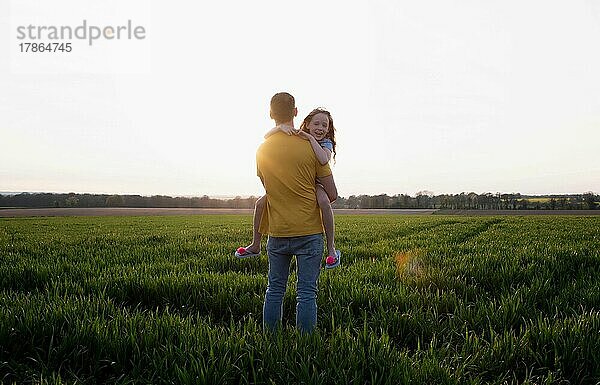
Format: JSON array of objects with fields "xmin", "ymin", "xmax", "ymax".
[{"xmin": 1, "ymin": 190, "xmax": 597, "ymax": 198}]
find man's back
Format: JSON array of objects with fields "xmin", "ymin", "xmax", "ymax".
[{"xmin": 257, "ymin": 131, "xmax": 332, "ymax": 237}]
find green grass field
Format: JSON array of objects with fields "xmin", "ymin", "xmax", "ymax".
[{"xmin": 1, "ymin": 215, "xmax": 599, "ymax": 384}]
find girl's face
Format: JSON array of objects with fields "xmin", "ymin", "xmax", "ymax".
[{"xmin": 307, "ymin": 113, "xmax": 330, "ymax": 141}]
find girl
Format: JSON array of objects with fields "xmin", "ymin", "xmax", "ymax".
[{"xmin": 235, "ymin": 108, "xmax": 341, "ymax": 269}]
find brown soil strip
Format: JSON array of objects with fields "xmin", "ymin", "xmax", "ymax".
[
  {"xmin": 435, "ymin": 209, "xmax": 600, "ymax": 216},
  {"xmin": 1, "ymin": 208, "xmax": 598, "ymax": 218},
  {"xmin": 0, "ymin": 208, "xmax": 438, "ymax": 217}
]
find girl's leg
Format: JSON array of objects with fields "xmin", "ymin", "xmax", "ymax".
[
  {"xmin": 245, "ymin": 195, "xmax": 266, "ymax": 253},
  {"xmin": 316, "ymin": 186, "xmax": 336, "ymax": 257}
]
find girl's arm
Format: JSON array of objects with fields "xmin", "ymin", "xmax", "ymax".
[
  {"xmin": 264, "ymin": 124, "xmax": 295, "ymax": 139},
  {"xmin": 298, "ymin": 131, "xmax": 331, "ymax": 165}
]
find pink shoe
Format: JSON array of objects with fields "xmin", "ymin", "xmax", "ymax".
[
  {"xmin": 325, "ymin": 250, "xmax": 341, "ymax": 269},
  {"xmin": 234, "ymin": 247, "xmax": 260, "ymax": 259}
]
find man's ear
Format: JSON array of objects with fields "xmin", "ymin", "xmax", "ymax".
[
  {"xmin": 294, "ymin": 107, "xmax": 298, "ymax": 117},
  {"xmin": 270, "ymin": 110, "xmax": 274, "ymax": 119}
]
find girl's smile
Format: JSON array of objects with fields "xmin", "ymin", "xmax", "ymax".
[{"xmin": 307, "ymin": 112, "xmax": 330, "ymax": 140}]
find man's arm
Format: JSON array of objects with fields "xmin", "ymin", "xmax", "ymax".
[{"xmin": 316, "ymin": 174, "xmax": 338, "ymax": 203}]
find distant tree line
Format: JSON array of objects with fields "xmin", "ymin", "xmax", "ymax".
[
  {"xmin": 0, "ymin": 193, "xmax": 259, "ymax": 209},
  {"xmin": 1, "ymin": 191, "xmax": 598, "ymax": 210},
  {"xmin": 333, "ymin": 191, "xmax": 599, "ymax": 210}
]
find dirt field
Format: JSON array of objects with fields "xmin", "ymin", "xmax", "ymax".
[
  {"xmin": 435, "ymin": 209, "xmax": 600, "ymax": 216},
  {"xmin": 1, "ymin": 207, "xmax": 598, "ymax": 217},
  {"xmin": 0, "ymin": 208, "xmax": 255, "ymax": 217},
  {"xmin": 0, "ymin": 208, "xmax": 438, "ymax": 217},
  {"xmin": 0, "ymin": 208, "xmax": 440, "ymax": 217}
]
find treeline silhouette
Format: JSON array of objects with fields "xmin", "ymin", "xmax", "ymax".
[
  {"xmin": 1, "ymin": 191, "xmax": 598, "ymax": 210},
  {"xmin": 335, "ymin": 192, "xmax": 599, "ymax": 210},
  {"xmin": 0, "ymin": 193, "xmax": 257, "ymax": 209}
]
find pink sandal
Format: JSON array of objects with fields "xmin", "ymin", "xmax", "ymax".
[
  {"xmin": 235, "ymin": 247, "xmax": 260, "ymax": 259},
  {"xmin": 325, "ymin": 250, "xmax": 341, "ymax": 269}
]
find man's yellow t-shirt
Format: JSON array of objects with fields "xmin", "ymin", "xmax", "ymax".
[{"xmin": 257, "ymin": 131, "xmax": 332, "ymax": 237}]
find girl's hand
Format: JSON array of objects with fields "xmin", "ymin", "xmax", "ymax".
[
  {"xmin": 277, "ymin": 124, "xmax": 296, "ymax": 135},
  {"xmin": 296, "ymin": 130, "xmax": 312, "ymax": 141}
]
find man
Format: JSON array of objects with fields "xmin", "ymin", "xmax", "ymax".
[{"xmin": 257, "ymin": 92, "xmax": 337, "ymax": 333}]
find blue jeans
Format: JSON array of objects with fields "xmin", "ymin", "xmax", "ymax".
[{"xmin": 263, "ymin": 233, "xmax": 324, "ymax": 333}]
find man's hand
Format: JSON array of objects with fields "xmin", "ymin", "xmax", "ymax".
[{"xmin": 316, "ymin": 174, "xmax": 338, "ymax": 203}]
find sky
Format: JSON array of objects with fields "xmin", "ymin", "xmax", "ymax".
[{"xmin": 1, "ymin": 0, "xmax": 599, "ymax": 197}]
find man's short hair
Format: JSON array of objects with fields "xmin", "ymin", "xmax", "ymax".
[{"xmin": 270, "ymin": 92, "xmax": 295, "ymax": 123}]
